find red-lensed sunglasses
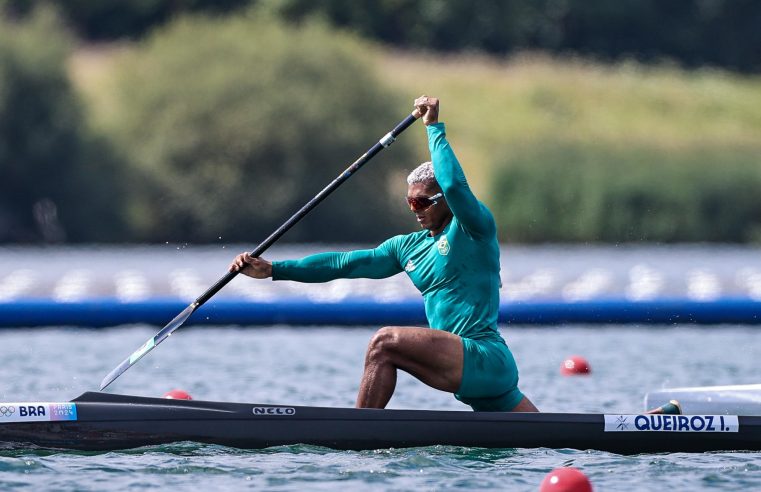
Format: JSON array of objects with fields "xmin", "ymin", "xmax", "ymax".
[{"xmin": 406, "ymin": 192, "xmax": 443, "ymax": 211}]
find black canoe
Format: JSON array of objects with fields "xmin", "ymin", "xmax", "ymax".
[{"xmin": 0, "ymin": 392, "xmax": 759, "ymax": 454}]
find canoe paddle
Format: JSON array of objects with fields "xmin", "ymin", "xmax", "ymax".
[{"xmin": 100, "ymin": 111, "xmax": 420, "ymax": 390}]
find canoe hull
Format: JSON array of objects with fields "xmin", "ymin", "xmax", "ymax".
[{"xmin": 1, "ymin": 392, "xmax": 759, "ymax": 454}]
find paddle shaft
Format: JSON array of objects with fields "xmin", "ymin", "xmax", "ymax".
[
  {"xmin": 195, "ymin": 112, "xmax": 418, "ymax": 306},
  {"xmin": 99, "ymin": 112, "xmax": 419, "ymax": 390}
]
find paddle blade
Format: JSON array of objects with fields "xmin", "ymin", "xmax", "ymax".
[{"xmin": 99, "ymin": 303, "xmax": 198, "ymax": 390}]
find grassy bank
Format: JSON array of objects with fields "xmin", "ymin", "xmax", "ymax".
[
  {"xmin": 73, "ymin": 47, "xmax": 761, "ymax": 200},
  {"xmin": 378, "ymin": 52, "xmax": 761, "ymax": 200},
  {"xmin": 70, "ymin": 40, "xmax": 761, "ymax": 242}
]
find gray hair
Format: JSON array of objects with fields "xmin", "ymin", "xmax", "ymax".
[{"xmin": 406, "ymin": 161, "xmax": 437, "ymax": 186}]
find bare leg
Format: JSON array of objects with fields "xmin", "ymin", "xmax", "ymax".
[
  {"xmin": 356, "ymin": 326, "xmax": 464, "ymax": 408},
  {"xmin": 646, "ymin": 400, "xmax": 681, "ymax": 415}
]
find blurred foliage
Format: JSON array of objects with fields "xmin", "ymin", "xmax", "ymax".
[
  {"xmin": 267, "ymin": 0, "xmax": 761, "ymax": 73},
  {"xmin": 0, "ymin": 0, "xmax": 251, "ymax": 40},
  {"xmin": 377, "ymin": 54, "xmax": 761, "ymax": 204},
  {"xmin": 3, "ymin": 0, "xmax": 760, "ymax": 72},
  {"xmin": 491, "ymin": 142, "xmax": 761, "ymax": 243},
  {"xmin": 4, "ymin": 2, "xmax": 761, "ymax": 244},
  {"xmin": 0, "ymin": 7, "xmax": 128, "ymax": 242},
  {"xmin": 99, "ymin": 8, "xmax": 418, "ymax": 243}
]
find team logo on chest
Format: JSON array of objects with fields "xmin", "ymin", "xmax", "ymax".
[{"xmin": 437, "ymin": 236, "xmax": 450, "ymax": 256}]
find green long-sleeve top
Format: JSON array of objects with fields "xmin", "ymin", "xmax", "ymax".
[{"xmin": 272, "ymin": 122, "xmax": 502, "ymax": 341}]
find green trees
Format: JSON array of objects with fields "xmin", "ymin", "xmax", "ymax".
[
  {"xmin": 1, "ymin": 7, "xmax": 418, "ymax": 244},
  {"xmin": 5, "ymin": 1, "xmax": 760, "ymax": 72},
  {"xmin": 2, "ymin": 4, "xmax": 760, "ymax": 244},
  {"xmin": 270, "ymin": 0, "xmax": 761, "ymax": 73},
  {"xmin": 490, "ymin": 143, "xmax": 761, "ymax": 243},
  {"xmin": 0, "ymin": 8, "xmax": 127, "ymax": 242},
  {"xmin": 101, "ymin": 10, "xmax": 417, "ymax": 243}
]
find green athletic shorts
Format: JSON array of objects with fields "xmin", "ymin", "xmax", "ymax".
[{"xmin": 454, "ymin": 337, "xmax": 524, "ymax": 412}]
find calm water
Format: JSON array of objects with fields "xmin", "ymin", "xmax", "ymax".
[{"xmin": 0, "ymin": 324, "xmax": 759, "ymax": 491}]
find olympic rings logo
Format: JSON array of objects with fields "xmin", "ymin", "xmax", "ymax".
[{"xmin": 0, "ymin": 405, "xmax": 16, "ymax": 417}]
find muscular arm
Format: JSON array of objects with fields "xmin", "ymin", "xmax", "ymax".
[
  {"xmin": 428, "ymin": 123, "xmax": 496, "ymax": 238},
  {"xmin": 272, "ymin": 240, "xmax": 403, "ymax": 283}
]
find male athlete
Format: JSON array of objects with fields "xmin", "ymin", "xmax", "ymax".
[{"xmin": 230, "ymin": 95, "xmax": 539, "ymax": 412}]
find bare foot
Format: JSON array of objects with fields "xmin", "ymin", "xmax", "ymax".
[{"xmin": 646, "ymin": 399, "xmax": 682, "ymax": 415}]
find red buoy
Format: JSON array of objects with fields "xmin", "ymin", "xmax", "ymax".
[
  {"xmin": 539, "ymin": 467, "xmax": 593, "ymax": 492},
  {"xmin": 560, "ymin": 355, "xmax": 591, "ymax": 376},
  {"xmin": 163, "ymin": 389, "xmax": 193, "ymax": 400}
]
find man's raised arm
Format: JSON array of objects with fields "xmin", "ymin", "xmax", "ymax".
[{"xmin": 414, "ymin": 96, "xmax": 495, "ymax": 238}]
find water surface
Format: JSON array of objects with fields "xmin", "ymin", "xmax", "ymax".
[{"xmin": 0, "ymin": 325, "xmax": 759, "ymax": 491}]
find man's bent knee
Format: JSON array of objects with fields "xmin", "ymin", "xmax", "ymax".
[{"xmin": 366, "ymin": 327, "xmax": 402, "ymax": 363}]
